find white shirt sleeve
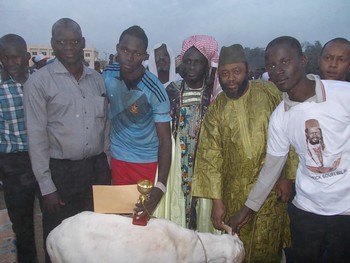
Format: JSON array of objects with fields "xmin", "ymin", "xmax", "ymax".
[
  {"xmin": 245, "ymin": 104, "xmax": 291, "ymax": 211},
  {"xmin": 245, "ymin": 153, "xmax": 288, "ymax": 211},
  {"xmin": 266, "ymin": 106, "xmax": 290, "ymax": 156}
]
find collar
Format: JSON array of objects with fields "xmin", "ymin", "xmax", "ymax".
[
  {"xmin": 53, "ymin": 59, "xmax": 92, "ymax": 78},
  {"xmin": 118, "ymin": 67, "xmax": 144, "ymax": 90},
  {"xmin": 283, "ymin": 74, "xmax": 326, "ymax": 111}
]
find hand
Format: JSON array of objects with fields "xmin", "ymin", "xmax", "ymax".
[
  {"xmin": 134, "ymin": 187, "xmax": 163, "ymax": 216},
  {"xmin": 275, "ymin": 178, "xmax": 294, "ymax": 202},
  {"xmin": 229, "ymin": 206, "xmax": 253, "ymax": 235},
  {"xmin": 42, "ymin": 191, "xmax": 65, "ymax": 214},
  {"xmin": 211, "ymin": 199, "xmax": 226, "ymax": 230}
]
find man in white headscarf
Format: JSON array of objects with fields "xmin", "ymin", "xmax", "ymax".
[
  {"xmin": 148, "ymin": 43, "xmax": 183, "ymax": 130},
  {"xmin": 148, "ymin": 43, "xmax": 182, "ymax": 88},
  {"xmin": 148, "ymin": 43, "xmax": 186, "ymax": 227}
]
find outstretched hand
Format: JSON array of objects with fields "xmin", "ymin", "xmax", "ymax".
[{"xmin": 228, "ymin": 206, "xmax": 253, "ymax": 235}]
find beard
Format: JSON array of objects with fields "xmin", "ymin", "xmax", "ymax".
[
  {"xmin": 219, "ymin": 76, "xmax": 249, "ymax": 99},
  {"xmin": 309, "ymin": 138, "xmax": 320, "ymax": 145}
]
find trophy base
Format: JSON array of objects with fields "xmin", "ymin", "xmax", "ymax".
[{"xmin": 132, "ymin": 213, "xmax": 149, "ymax": 226}]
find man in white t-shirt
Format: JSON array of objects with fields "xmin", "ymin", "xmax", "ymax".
[{"xmin": 230, "ymin": 36, "xmax": 350, "ymax": 263}]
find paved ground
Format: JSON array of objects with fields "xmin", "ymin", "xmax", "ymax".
[{"xmin": 0, "ymin": 190, "xmax": 45, "ymax": 263}]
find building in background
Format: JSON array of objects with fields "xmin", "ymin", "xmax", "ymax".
[{"xmin": 27, "ymin": 45, "xmax": 99, "ymax": 68}]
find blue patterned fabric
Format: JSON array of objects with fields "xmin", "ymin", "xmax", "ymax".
[
  {"xmin": 103, "ymin": 63, "xmax": 171, "ymax": 163},
  {"xmin": 0, "ymin": 79, "xmax": 27, "ymax": 153}
]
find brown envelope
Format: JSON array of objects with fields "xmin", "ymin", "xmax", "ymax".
[{"xmin": 93, "ymin": 185, "xmax": 140, "ymax": 214}]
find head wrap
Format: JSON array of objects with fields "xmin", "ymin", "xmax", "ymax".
[
  {"xmin": 180, "ymin": 35, "xmax": 219, "ymax": 68},
  {"xmin": 219, "ymin": 44, "xmax": 247, "ymax": 66},
  {"xmin": 148, "ymin": 43, "xmax": 176, "ymax": 87}
]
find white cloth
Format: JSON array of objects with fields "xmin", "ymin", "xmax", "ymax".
[
  {"xmin": 148, "ymin": 43, "xmax": 177, "ymax": 88},
  {"xmin": 153, "ymin": 135, "xmax": 186, "ymax": 227}
]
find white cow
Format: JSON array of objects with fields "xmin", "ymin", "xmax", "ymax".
[{"xmin": 47, "ymin": 211, "xmax": 244, "ymax": 263}]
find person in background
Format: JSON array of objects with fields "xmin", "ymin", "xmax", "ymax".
[
  {"xmin": 33, "ymin": 53, "xmax": 48, "ymax": 71},
  {"xmin": 94, "ymin": 61, "xmax": 102, "ymax": 74},
  {"xmin": 103, "ymin": 25, "xmax": 171, "ymax": 217},
  {"xmin": 318, "ymin": 37, "xmax": 350, "ymax": 81},
  {"xmin": 148, "ymin": 43, "xmax": 182, "ymax": 87},
  {"xmin": 0, "ymin": 34, "xmax": 38, "ymax": 263},
  {"xmin": 231, "ymin": 36, "xmax": 350, "ymax": 263},
  {"xmin": 192, "ymin": 44, "xmax": 288, "ymax": 262},
  {"xmin": 148, "ymin": 43, "xmax": 182, "ymax": 131},
  {"xmin": 147, "ymin": 43, "xmax": 186, "ymax": 226},
  {"xmin": 108, "ymin": 53, "xmax": 115, "ymax": 65},
  {"xmin": 24, "ymin": 18, "xmax": 111, "ymax": 263}
]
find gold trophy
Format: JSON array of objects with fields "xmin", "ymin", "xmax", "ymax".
[{"xmin": 132, "ymin": 179, "xmax": 153, "ymax": 226}]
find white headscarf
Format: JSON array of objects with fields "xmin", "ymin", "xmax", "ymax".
[{"xmin": 148, "ymin": 43, "xmax": 177, "ymax": 87}]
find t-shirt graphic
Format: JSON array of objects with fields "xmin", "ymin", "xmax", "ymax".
[{"xmin": 305, "ymin": 119, "xmax": 341, "ymax": 174}]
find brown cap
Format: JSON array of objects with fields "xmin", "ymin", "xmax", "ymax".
[
  {"xmin": 219, "ymin": 44, "xmax": 246, "ymax": 66},
  {"xmin": 305, "ymin": 119, "xmax": 320, "ymax": 129}
]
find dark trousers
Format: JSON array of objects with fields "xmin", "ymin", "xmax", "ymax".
[
  {"xmin": 290, "ymin": 204, "xmax": 350, "ymax": 263},
  {"xmin": 0, "ymin": 151, "xmax": 38, "ymax": 263},
  {"xmin": 41, "ymin": 152, "xmax": 111, "ymax": 263}
]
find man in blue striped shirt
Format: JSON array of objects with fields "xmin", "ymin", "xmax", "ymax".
[
  {"xmin": 103, "ymin": 26, "xmax": 171, "ymax": 218},
  {"xmin": 0, "ymin": 34, "xmax": 38, "ymax": 263}
]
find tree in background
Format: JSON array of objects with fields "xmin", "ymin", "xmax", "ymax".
[
  {"xmin": 243, "ymin": 41, "xmax": 323, "ymax": 78},
  {"xmin": 302, "ymin": 40, "xmax": 322, "ymax": 75}
]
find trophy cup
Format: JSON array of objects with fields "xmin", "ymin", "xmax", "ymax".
[{"xmin": 132, "ymin": 179, "xmax": 153, "ymax": 226}]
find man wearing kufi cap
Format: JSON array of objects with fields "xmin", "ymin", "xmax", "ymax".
[{"xmin": 193, "ymin": 43, "xmax": 291, "ymax": 262}]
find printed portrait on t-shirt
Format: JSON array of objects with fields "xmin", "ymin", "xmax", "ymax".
[{"xmin": 305, "ymin": 119, "xmax": 340, "ymax": 174}]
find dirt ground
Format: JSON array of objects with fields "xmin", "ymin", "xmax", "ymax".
[{"xmin": 0, "ymin": 190, "xmax": 45, "ymax": 263}]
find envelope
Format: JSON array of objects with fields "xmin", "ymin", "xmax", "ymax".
[{"xmin": 93, "ymin": 185, "xmax": 140, "ymax": 214}]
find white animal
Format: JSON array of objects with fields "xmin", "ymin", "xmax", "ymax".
[{"xmin": 47, "ymin": 211, "xmax": 244, "ymax": 263}]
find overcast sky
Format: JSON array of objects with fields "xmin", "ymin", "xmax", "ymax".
[{"xmin": 1, "ymin": 0, "xmax": 349, "ymax": 60}]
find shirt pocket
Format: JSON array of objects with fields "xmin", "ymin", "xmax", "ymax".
[{"xmin": 90, "ymin": 95, "xmax": 106, "ymax": 118}]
